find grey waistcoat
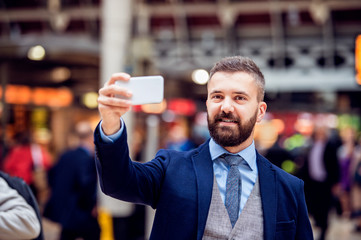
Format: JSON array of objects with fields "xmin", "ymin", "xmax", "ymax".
[{"xmin": 202, "ymin": 177, "xmax": 264, "ymax": 240}]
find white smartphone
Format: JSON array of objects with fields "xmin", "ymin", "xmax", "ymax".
[{"xmin": 115, "ymin": 75, "xmax": 164, "ymax": 105}]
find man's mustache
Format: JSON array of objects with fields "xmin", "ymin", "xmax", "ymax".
[{"xmin": 214, "ymin": 112, "xmax": 240, "ymax": 123}]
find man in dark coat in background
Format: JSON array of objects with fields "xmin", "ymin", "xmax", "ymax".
[
  {"xmin": 44, "ymin": 122, "xmax": 100, "ymax": 240},
  {"xmin": 298, "ymin": 125, "xmax": 340, "ymax": 240}
]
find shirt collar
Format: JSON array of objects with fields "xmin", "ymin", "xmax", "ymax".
[{"xmin": 209, "ymin": 138, "xmax": 257, "ymax": 171}]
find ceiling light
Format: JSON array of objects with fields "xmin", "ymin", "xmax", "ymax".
[
  {"xmin": 192, "ymin": 69, "xmax": 209, "ymax": 85},
  {"xmin": 28, "ymin": 45, "xmax": 46, "ymax": 61},
  {"xmin": 82, "ymin": 92, "xmax": 98, "ymax": 109},
  {"xmin": 51, "ymin": 67, "xmax": 71, "ymax": 83}
]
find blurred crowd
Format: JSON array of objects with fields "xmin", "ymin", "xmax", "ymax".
[
  {"xmin": 1, "ymin": 112, "xmax": 361, "ymax": 240},
  {"xmin": 262, "ymin": 120, "xmax": 361, "ymax": 240}
]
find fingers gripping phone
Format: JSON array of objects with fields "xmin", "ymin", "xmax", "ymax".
[{"xmin": 115, "ymin": 75, "xmax": 164, "ymax": 105}]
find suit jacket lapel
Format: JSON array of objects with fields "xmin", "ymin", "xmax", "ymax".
[
  {"xmin": 257, "ymin": 153, "xmax": 277, "ymax": 240},
  {"xmin": 192, "ymin": 140, "xmax": 213, "ymax": 240}
]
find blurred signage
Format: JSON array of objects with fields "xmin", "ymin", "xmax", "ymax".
[
  {"xmin": 141, "ymin": 100, "xmax": 167, "ymax": 114},
  {"xmin": 168, "ymin": 99, "xmax": 196, "ymax": 116},
  {"xmin": 356, "ymin": 34, "xmax": 361, "ymax": 85},
  {"xmin": 0, "ymin": 85, "xmax": 73, "ymax": 107},
  {"xmin": 132, "ymin": 98, "xmax": 196, "ymax": 116}
]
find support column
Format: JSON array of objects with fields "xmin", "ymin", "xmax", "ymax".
[
  {"xmin": 0, "ymin": 62, "xmax": 9, "ymax": 164},
  {"xmin": 98, "ymin": 0, "xmax": 136, "ymax": 239},
  {"xmin": 143, "ymin": 115, "xmax": 160, "ymax": 239},
  {"xmin": 270, "ymin": 0, "xmax": 286, "ymax": 68}
]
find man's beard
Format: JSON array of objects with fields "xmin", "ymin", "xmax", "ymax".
[{"xmin": 207, "ymin": 110, "xmax": 258, "ymax": 147}]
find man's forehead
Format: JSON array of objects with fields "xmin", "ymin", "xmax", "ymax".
[
  {"xmin": 208, "ymin": 71, "xmax": 255, "ymax": 87},
  {"xmin": 207, "ymin": 71, "xmax": 259, "ymax": 97}
]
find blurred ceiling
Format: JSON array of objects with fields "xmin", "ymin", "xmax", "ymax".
[{"xmin": 0, "ymin": 0, "xmax": 361, "ymax": 105}]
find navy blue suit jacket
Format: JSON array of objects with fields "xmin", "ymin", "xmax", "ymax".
[{"xmin": 94, "ymin": 125, "xmax": 313, "ymax": 240}]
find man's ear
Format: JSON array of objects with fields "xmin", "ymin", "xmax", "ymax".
[{"xmin": 257, "ymin": 101, "xmax": 267, "ymax": 123}]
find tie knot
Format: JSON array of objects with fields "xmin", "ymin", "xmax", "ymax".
[{"xmin": 222, "ymin": 154, "xmax": 243, "ymax": 166}]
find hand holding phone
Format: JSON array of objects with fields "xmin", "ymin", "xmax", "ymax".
[{"xmin": 115, "ymin": 75, "xmax": 164, "ymax": 105}]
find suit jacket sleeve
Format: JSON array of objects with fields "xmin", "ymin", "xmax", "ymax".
[{"xmin": 94, "ymin": 123, "xmax": 169, "ymax": 208}]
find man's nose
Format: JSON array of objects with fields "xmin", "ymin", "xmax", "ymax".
[{"xmin": 221, "ymin": 98, "xmax": 234, "ymax": 113}]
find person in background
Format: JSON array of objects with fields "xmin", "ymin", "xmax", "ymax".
[
  {"xmin": 0, "ymin": 174, "xmax": 41, "ymax": 240},
  {"xmin": 335, "ymin": 127, "xmax": 356, "ymax": 218},
  {"xmin": 298, "ymin": 125, "xmax": 340, "ymax": 240},
  {"xmin": 43, "ymin": 121, "xmax": 100, "ymax": 240},
  {"xmin": 351, "ymin": 134, "xmax": 361, "ymax": 232},
  {"xmin": 265, "ymin": 134, "xmax": 294, "ymax": 170},
  {"xmin": 3, "ymin": 131, "xmax": 52, "ymax": 205},
  {"xmin": 0, "ymin": 126, "xmax": 8, "ymax": 169},
  {"xmin": 94, "ymin": 56, "xmax": 313, "ymax": 240},
  {"xmin": 165, "ymin": 118, "xmax": 196, "ymax": 151}
]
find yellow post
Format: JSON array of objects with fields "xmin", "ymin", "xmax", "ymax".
[{"xmin": 98, "ymin": 208, "xmax": 114, "ymax": 240}]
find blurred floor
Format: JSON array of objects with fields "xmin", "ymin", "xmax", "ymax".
[
  {"xmin": 42, "ymin": 212, "xmax": 361, "ymax": 240},
  {"xmin": 42, "ymin": 218, "xmax": 61, "ymax": 240},
  {"xmin": 312, "ymin": 211, "xmax": 361, "ymax": 240}
]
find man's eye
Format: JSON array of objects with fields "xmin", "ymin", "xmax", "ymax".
[
  {"xmin": 235, "ymin": 96, "xmax": 246, "ymax": 101},
  {"xmin": 212, "ymin": 95, "xmax": 222, "ymax": 99}
]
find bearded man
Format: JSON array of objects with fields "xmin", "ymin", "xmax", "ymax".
[{"xmin": 94, "ymin": 56, "xmax": 313, "ymax": 240}]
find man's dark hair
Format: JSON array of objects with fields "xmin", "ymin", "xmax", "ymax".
[
  {"xmin": 75, "ymin": 122, "xmax": 93, "ymax": 140},
  {"xmin": 209, "ymin": 56, "xmax": 265, "ymax": 102}
]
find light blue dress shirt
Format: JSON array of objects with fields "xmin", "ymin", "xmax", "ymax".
[
  {"xmin": 99, "ymin": 119, "xmax": 258, "ymax": 216},
  {"xmin": 209, "ymin": 138, "xmax": 258, "ymax": 216}
]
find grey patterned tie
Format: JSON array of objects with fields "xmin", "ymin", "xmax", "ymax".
[{"xmin": 223, "ymin": 154, "xmax": 243, "ymax": 228}]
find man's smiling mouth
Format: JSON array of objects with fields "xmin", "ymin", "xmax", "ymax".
[
  {"xmin": 221, "ymin": 119, "xmax": 237, "ymax": 123},
  {"xmin": 216, "ymin": 118, "xmax": 239, "ymax": 127}
]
